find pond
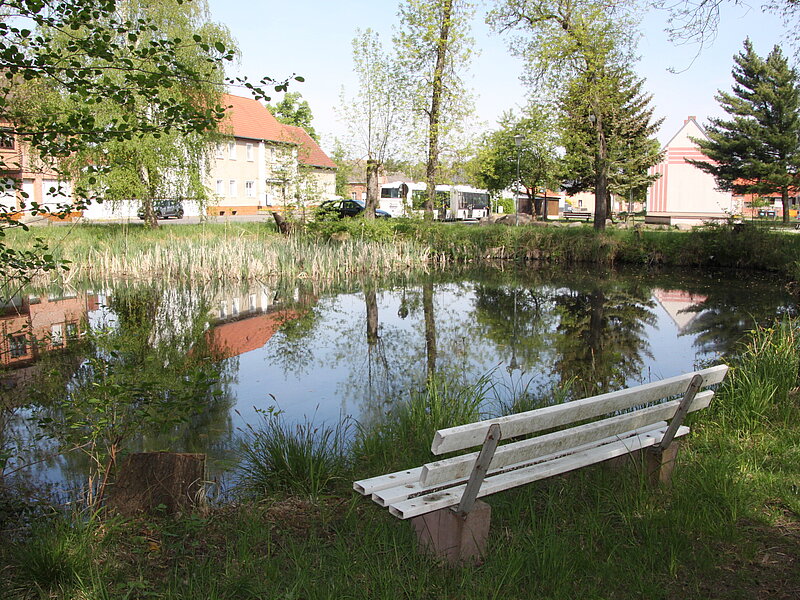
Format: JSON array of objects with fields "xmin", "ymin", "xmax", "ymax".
[{"xmin": 1, "ymin": 265, "xmax": 796, "ymax": 497}]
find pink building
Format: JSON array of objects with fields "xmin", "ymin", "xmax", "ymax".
[{"xmin": 647, "ymin": 116, "xmax": 741, "ymax": 226}]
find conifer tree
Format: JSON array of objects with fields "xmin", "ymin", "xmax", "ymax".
[
  {"xmin": 560, "ymin": 66, "xmax": 663, "ymax": 215},
  {"xmin": 690, "ymin": 39, "xmax": 800, "ymax": 223}
]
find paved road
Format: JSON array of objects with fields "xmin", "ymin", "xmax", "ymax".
[{"xmin": 29, "ymin": 214, "xmax": 275, "ymax": 227}]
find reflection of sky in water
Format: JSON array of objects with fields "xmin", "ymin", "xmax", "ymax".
[
  {"xmin": 4, "ymin": 269, "xmax": 793, "ymax": 496},
  {"xmin": 229, "ymin": 283, "xmax": 717, "ymax": 429}
]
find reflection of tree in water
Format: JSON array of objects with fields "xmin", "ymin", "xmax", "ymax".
[
  {"xmin": 472, "ymin": 284, "xmax": 557, "ymax": 375},
  {"xmin": 552, "ymin": 279, "xmax": 656, "ymax": 397},
  {"xmin": 31, "ymin": 283, "xmax": 237, "ymax": 494},
  {"xmin": 660, "ymin": 276, "xmax": 798, "ymax": 356},
  {"xmin": 259, "ymin": 281, "xmax": 323, "ymax": 378}
]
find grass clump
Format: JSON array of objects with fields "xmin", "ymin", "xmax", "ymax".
[{"xmin": 237, "ymin": 411, "xmax": 351, "ymax": 501}]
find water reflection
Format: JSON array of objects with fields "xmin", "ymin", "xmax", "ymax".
[{"xmin": 1, "ymin": 266, "xmax": 795, "ymax": 496}]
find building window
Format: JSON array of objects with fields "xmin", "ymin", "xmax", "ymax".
[
  {"xmin": 232, "ymin": 297, "xmax": 240, "ymax": 316},
  {"xmin": 246, "ymin": 143, "xmax": 254, "ymax": 161},
  {"xmin": 51, "ymin": 324, "xmax": 64, "ymax": 347},
  {"xmin": 9, "ymin": 334, "xmax": 27, "ymax": 358},
  {"xmin": 249, "ymin": 294, "xmax": 257, "ymax": 311},
  {"xmin": 270, "ymin": 147, "xmax": 276, "ymax": 162},
  {"xmin": 216, "ymin": 179, "xmax": 224, "ymax": 195},
  {"xmin": 228, "ymin": 141, "xmax": 236, "ymax": 159},
  {"xmin": 352, "ymin": 192, "xmax": 356, "ymax": 200},
  {"xmin": 229, "ymin": 180, "xmax": 237, "ymax": 197},
  {"xmin": 245, "ymin": 181, "xmax": 255, "ymax": 197},
  {"xmin": 66, "ymin": 323, "xmax": 78, "ymax": 340},
  {"xmin": 0, "ymin": 129, "xmax": 14, "ymax": 149},
  {"xmin": 215, "ymin": 143, "xmax": 224, "ymax": 158},
  {"xmin": 219, "ymin": 301, "xmax": 227, "ymax": 319}
]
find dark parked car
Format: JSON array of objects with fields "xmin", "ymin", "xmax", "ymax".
[
  {"xmin": 317, "ymin": 199, "xmax": 391, "ymax": 219},
  {"xmin": 138, "ymin": 200, "xmax": 184, "ymax": 220}
]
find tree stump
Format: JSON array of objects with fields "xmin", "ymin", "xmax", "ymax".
[
  {"xmin": 107, "ymin": 452, "xmax": 206, "ymax": 516},
  {"xmin": 271, "ymin": 211, "xmax": 293, "ymax": 235}
]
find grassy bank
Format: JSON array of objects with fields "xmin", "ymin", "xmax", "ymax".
[
  {"xmin": 2, "ymin": 320, "xmax": 798, "ymax": 599},
  {"xmin": 7, "ymin": 218, "xmax": 800, "ymax": 284}
]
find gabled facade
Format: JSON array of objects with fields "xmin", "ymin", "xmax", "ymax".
[
  {"xmin": 209, "ymin": 94, "xmax": 337, "ymax": 216},
  {"xmin": 646, "ymin": 116, "xmax": 740, "ymax": 226}
]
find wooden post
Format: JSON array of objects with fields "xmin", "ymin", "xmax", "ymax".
[
  {"xmin": 657, "ymin": 374, "xmax": 703, "ymax": 451},
  {"xmin": 456, "ymin": 423, "xmax": 501, "ymax": 516}
]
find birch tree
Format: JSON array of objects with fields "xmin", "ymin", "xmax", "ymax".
[
  {"xmin": 338, "ymin": 29, "xmax": 406, "ymax": 219},
  {"xmin": 395, "ymin": 0, "xmax": 475, "ymax": 220}
]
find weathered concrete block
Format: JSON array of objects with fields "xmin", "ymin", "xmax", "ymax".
[
  {"xmin": 645, "ymin": 442, "xmax": 681, "ymax": 486},
  {"xmin": 411, "ymin": 500, "xmax": 491, "ymax": 566}
]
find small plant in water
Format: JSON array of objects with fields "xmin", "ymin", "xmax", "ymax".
[{"xmin": 237, "ymin": 408, "xmax": 351, "ymax": 501}]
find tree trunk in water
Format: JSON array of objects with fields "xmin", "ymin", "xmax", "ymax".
[
  {"xmin": 365, "ymin": 159, "xmax": 379, "ymax": 220},
  {"xmin": 423, "ymin": 281, "xmax": 437, "ymax": 381},
  {"xmin": 593, "ymin": 114, "xmax": 608, "ymax": 232},
  {"xmin": 365, "ymin": 287, "xmax": 378, "ymax": 346},
  {"xmin": 424, "ymin": 0, "xmax": 454, "ymax": 221},
  {"xmin": 271, "ymin": 211, "xmax": 292, "ymax": 235}
]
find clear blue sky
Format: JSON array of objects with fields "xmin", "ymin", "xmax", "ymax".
[{"xmin": 207, "ymin": 0, "xmax": 790, "ymax": 150}]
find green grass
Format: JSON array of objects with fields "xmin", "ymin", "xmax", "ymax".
[{"xmin": 2, "ymin": 321, "xmax": 799, "ymax": 599}]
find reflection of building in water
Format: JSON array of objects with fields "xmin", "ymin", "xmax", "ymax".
[
  {"xmin": 1, "ymin": 292, "xmax": 96, "ymax": 367},
  {"xmin": 653, "ymin": 289, "xmax": 707, "ymax": 334},
  {"xmin": 206, "ymin": 286, "xmax": 308, "ymax": 359}
]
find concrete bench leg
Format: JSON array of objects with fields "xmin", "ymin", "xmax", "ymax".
[
  {"xmin": 645, "ymin": 441, "xmax": 681, "ymax": 486},
  {"xmin": 411, "ymin": 500, "xmax": 491, "ymax": 566}
]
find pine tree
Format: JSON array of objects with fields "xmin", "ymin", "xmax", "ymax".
[
  {"xmin": 559, "ymin": 66, "xmax": 663, "ymax": 215},
  {"xmin": 690, "ymin": 39, "xmax": 800, "ymax": 223}
]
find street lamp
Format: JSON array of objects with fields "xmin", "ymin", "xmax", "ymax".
[{"xmin": 514, "ymin": 134, "xmax": 524, "ymax": 226}]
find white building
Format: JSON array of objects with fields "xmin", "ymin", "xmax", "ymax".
[{"xmin": 646, "ymin": 116, "xmax": 741, "ymax": 226}]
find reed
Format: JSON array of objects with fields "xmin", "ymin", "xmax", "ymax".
[{"xmin": 352, "ymin": 374, "xmax": 488, "ymax": 475}]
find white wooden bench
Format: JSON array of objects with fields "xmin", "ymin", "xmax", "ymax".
[
  {"xmin": 562, "ymin": 210, "xmax": 592, "ymax": 221},
  {"xmin": 354, "ymin": 365, "xmax": 728, "ymax": 564}
]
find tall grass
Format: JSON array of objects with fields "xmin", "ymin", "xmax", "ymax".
[
  {"xmin": 352, "ymin": 375, "xmax": 488, "ymax": 475},
  {"xmin": 237, "ymin": 412, "xmax": 351, "ymax": 501},
  {"xmin": 6, "ymin": 223, "xmax": 431, "ymax": 284},
  {"xmin": 712, "ymin": 318, "xmax": 799, "ymax": 429}
]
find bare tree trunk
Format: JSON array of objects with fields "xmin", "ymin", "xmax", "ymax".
[
  {"xmin": 365, "ymin": 159, "xmax": 380, "ymax": 220},
  {"xmin": 593, "ymin": 113, "xmax": 608, "ymax": 232},
  {"xmin": 424, "ymin": 0, "xmax": 454, "ymax": 221},
  {"xmin": 271, "ymin": 211, "xmax": 292, "ymax": 235},
  {"xmin": 782, "ymin": 186, "xmax": 790, "ymax": 224}
]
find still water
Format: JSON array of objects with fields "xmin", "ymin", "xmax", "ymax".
[{"xmin": 2, "ymin": 265, "xmax": 795, "ymax": 494}]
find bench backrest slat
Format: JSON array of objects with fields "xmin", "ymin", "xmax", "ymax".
[
  {"xmin": 431, "ymin": 365, "xmax": 728, "ymax": 455},
  {"xmin": 421, "ymin": 390, "xmax": 713, "ymax": 487}
]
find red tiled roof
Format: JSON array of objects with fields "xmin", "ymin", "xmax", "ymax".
[
  {"xmin": 206, "ymin": 309, "xmax": 304, "ymax": 359},
  {"xmin": 220, "ymin": 93, "xmax": 286, "ymax": 142},
  {"xmin": 280, "ymin": 124, "xmax": 337, "ymax": 170}
]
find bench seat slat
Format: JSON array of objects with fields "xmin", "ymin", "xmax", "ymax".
[
  {"xmin": 371, "ymin": 421, "xmax": 669, "ymax": 507},
  {"xmin": 353, "ymin": 467, "xmax": 423, "ymax": 496},
  {"xmin": 431, "ymin": 365, "xmax": 727, "ymax": 455},
  {"xmin": 388, "ymin": 425, "xmax": 689, "ymax": 519},
  {"xmin": 422, "ymin": 390, "xmax": 712, "ymax": 487}
]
